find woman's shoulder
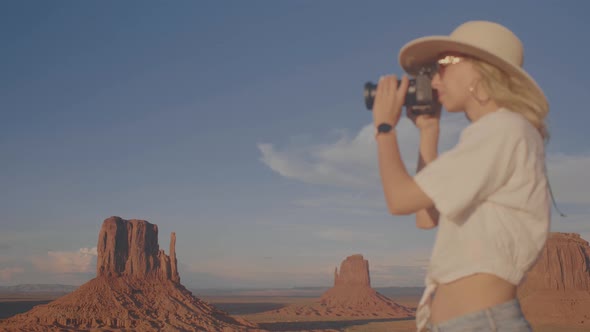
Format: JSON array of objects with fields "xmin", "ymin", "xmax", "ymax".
[
  {"xmin": 474, "ymin": 108, "xmax": 542, "ymax": 141},
  {"xmin": 481, "ymin": 108, "xmax": 526, "ymax": 126},
  {"xmin": 457, "ymin": 108, "xmax": 544, "ymax": 154}
]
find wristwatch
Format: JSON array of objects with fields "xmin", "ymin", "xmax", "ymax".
[{"xmin": 375, "ymin": 123, "xmax": 394, "ymax": 138}]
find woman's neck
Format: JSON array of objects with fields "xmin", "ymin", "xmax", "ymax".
[{"xmin": 464, "ymin": 100, "xmax": 501, "ymax": 123}]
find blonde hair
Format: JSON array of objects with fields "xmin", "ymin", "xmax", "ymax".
[{"xmin": 470, "ymin": 59, "xmax": 550, "ymax": 143}]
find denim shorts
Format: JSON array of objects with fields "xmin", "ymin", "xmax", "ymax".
[{"xmin": 425, "ymin": 298, "xmax": 532, "ymax": 332}]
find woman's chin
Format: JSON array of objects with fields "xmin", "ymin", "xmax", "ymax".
[
  {"xmin": 441, "ymin": 103, "xmax": 454, "ymax": 112},
  {"xmin": 443, "ymin": 104, "xmax": 462, "ymax": 113}
]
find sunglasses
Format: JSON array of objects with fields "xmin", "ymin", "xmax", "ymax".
[{"xmin": 435, "ymin": 55, "xmax": 466, "ymax": 77}]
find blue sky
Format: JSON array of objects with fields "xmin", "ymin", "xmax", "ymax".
[{"xmin": 1, "ymin": 1, "xmax": 589, "ymax": 289}]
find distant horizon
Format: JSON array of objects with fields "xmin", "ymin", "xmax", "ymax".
[{"xmin": 0, "ymin": 282, "xmax": 426, "ymax": 290}]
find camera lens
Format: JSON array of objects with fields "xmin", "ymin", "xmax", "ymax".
[
  {"xmin": 363, "ymin": 82, "xmax": 377, "ymax": 110},
  {"xmin": 364, "ymin": 80, "xmax": 414, "ymax": 110}
]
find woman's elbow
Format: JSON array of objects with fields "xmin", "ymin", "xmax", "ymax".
[
  {"xmin": 385, "ymin": 192, "xmax": 415, "ymax": 215},
  {"xmin": 387, "ymin": 204, "xmax": 412, "ymax": 216},
  {"xmin": 415, "ymin": 208, "xmax": 439, "ymax": 229},
  {"xmin": 416, "ymin": 221, "xmax": 437, "ymax": 229}
]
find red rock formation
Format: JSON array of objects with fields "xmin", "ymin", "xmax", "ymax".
[
  {"xmin": 518, "ymin": 232, "xmax": 590, "ymax": 328},
  {"xmin": 255, "ymin": 254, "xmax": 414, "ymax": 320},
  {"xmin": 333, "ymin": 254, "xmax": 370, "ymax": 287},
  {"xmin": 96, "ymin": 216, "xmax": 179, "ymax": 282},
  {"xmin": 170, "ymin": 232, "xmax": 179, "ymax": 283},
  {"xmin": 1, "ymin": 217, "xmax": 263, "ymax": 332},
  {"xmin": 519, "ymin": 232, "xmax": 590, "ymax": 293}
]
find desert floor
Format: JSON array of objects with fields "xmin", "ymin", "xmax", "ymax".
[{"xmin": 2, "ymin": 293, "xmax": 589, "ymax": 331}]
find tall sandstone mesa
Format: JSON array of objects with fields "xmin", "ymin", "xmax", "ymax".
[
  {"xmin": 0, "ymin": 216, "xmax": 262, "ymax": 332},
  {"xmin": 333, "ymin": 253, "xmax": 370, "ymax": 287},
  {"xmin": 96, "ymin": 217, "xmax": 179, "ymax": 282}
]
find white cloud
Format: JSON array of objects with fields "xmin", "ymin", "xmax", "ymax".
[
  {"xmin": 258, "ymin": 115, "xmax": 467, "ymax": 189},
  {"xmin": 0, "ymin": 267, "xmax": 24, "ymax": 282},
  {"xmin": 257, "ymin": 128, "xmax": 378, "ymax": 188},
  {"xmin": 31, "ymin": 247, "xmax": 97, "ymax": 274}
]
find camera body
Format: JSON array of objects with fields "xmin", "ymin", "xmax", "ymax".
[{"xmin": 364, "ymin": 66, "xmax": 439, "ymax": 115}]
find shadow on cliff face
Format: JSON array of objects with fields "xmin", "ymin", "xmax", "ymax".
[{"xmin": 257, "ymin": 317, "xmax": 414, "ymax": 331}]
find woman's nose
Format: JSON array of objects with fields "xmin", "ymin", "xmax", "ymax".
[{"xmin": 431, "ymin": 73, "xmax": 441, "ymax": 89}]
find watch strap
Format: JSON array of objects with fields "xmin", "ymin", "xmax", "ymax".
[
  {"xmin": 377, "ymin": 123, "xmax": 393, "ymax": 133},
  {"xmin": 375, "ymin": 123, "xmax": 394, "ymax": 139}
]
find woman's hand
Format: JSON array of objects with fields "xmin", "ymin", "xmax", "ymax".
[
  {"xmin": 406, "ymin": 102, "xmax": 442, "ymax": 131},
  {"xmin": 372, "ymin": 74, "xmax": 409, "ymax": 128}
]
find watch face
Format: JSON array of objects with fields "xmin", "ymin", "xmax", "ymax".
[{"xmin": 378, "ymin": 123, "xmax": 393, "ymax": 133}]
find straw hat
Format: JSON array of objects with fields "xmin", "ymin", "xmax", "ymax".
[{"xmin": 398, "ymin": 20, "xmax": 546, "ymax": 105}]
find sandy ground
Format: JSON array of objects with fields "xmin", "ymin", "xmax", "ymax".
[{"xmin": 2, "ymin": 294, "xmax": 589, "ymax": 331}]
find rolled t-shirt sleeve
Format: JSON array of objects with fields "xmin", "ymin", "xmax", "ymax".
[{"xmin": 414, "ymin": 122, "xmax": 522, "ymax": 221}]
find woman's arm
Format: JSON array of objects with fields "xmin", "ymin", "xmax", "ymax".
[
  {"xmin": 376, "ymin": 131, "xmax": 435, "ymax": 216},
  {"xmin": 415, "ymin": 127, "xmax": 440, "ymax": 229},
  {"xmin": 372, "ymin": 75, "xmax": 435, "ymax": 216}
]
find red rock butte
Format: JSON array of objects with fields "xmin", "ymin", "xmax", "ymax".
[
  {"xmin": 518, "ymin": 232, "xmax": 590, "ymax": 328},
  {"xmin": 257, "ymin": 254, "xmax": 414, "ymax": 319},
  {"xmin": 0, "ymin": 216, "xmax": 263, "ymax": 332},
  {"xmin": 96, "ymin": 217, "xmax": 180, "ymax": 282}
]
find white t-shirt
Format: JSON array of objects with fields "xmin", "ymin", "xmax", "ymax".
[{"xmin": 413, "ymin": 107, "xmax": 551, "ymax": 331}]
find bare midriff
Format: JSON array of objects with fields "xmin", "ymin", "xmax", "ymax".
[{"xmin": 429, "ymin": 273, "xmax": 517, "ymax": 324}]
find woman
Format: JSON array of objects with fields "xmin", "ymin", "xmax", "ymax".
[{"xmin": 372, "ymin": 21, "xmax": 550, "ymax": 332}]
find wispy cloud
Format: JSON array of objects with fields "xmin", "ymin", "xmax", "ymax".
[
  {"xmin": 257, "ymin": 116, "xmax": 466, "ymax": 190},
  {"xmin": 0, "ymin": 267, "xmax": 24, "ymax": 282},
  {"xmin": 257, "ymin": 124, "xmax": 378, "ymax": 188},
  {"xmin": 30, "ymin": 247, "xmax": 97, "ymax": 274}
]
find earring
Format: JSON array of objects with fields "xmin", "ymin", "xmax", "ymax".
[{"xmin": 468, "ymin": 81, "xmax": 491, "ymax": 106}]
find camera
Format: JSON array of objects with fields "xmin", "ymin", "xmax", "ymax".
[{"xmin": 363, "ymin": 65, "xmax": 439, "ymax": 115}]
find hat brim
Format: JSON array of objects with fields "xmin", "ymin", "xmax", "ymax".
[{"xmin": 398, "ymin": 36, "xmax": 547, "ymax": 106}]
